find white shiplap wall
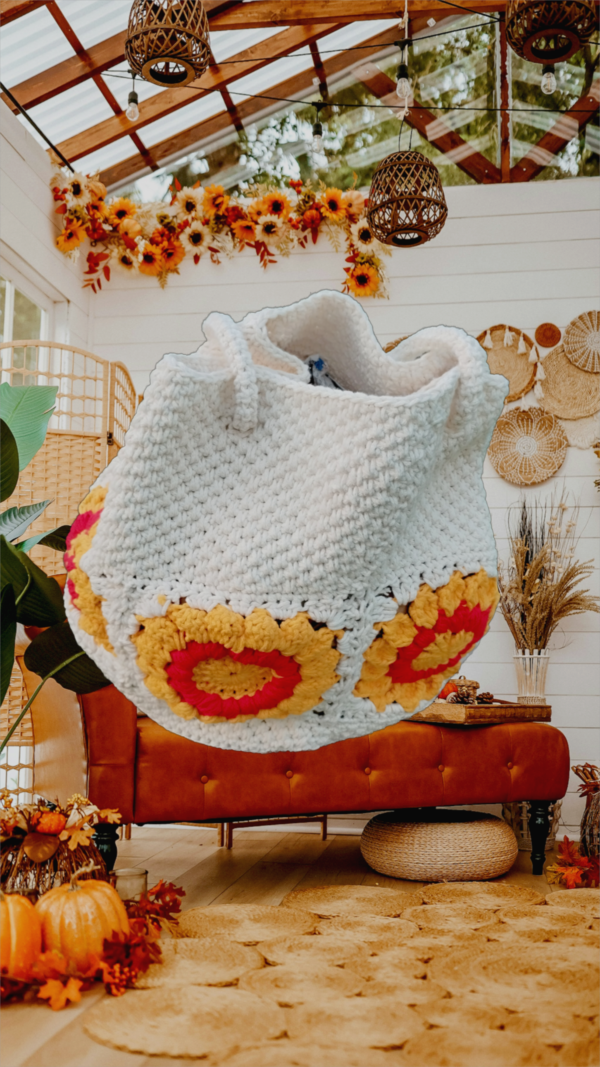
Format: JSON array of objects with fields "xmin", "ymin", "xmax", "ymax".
[
  {"xmin": 88, "ymin": 177, "xmax": 600, "ymax": 836},
  {"xmin": 0, "ymin": 102, "xmax": 91, "ymax": 348}
]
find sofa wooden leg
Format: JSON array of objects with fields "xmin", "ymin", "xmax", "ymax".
[
  {"xmin": 529, "ymin": 800, "xmax": 552, "ymax": 875},
  {"xmin": 226, "ymin": 821, "xmax": 233, "ymax": 849},
  {"xmin": 321, "ymin": 814, "xmax": 328, "ymax": 841},
  {"xmin": 125, "ymin": 823, "xmax": 132, "ymax": 840},
  {"xmin": 219, "ymin": 823, "xmax": 225, "ymax": 848}
]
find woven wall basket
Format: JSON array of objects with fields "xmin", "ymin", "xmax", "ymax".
[
  {"xmin": 563, "ymin": 310, "xmax": 600, "ymax": 374},
  {"xmin": 488, "ymin": 408, "xmax": 568, "ymax": 485},
  {"xmin": 360, "ymin": 810, "xmax": 518, "ymax": 882},
  {"xmin": 539, "ymin": 343, "xmax": 600, "ymax": 420},
  {"xmin": 535, "ymin": 322, "xmax": 562, "ymax": 350},
  {"xmin": 477, "ymin": 325, "xmax": 535, "ymax": 402},
  {"xmin": 558, "ymin": 413, "xmax": 600, "ymax": 450}
]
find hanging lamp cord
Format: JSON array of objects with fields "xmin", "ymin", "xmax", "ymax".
[{"xmin": 0, "ymin": 80, "xmax": 74, "ymax": 171}]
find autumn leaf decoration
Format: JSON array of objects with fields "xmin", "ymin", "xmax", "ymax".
[{"xmin": 546, "ymin": 836, "xmax": 599, "ymax": 889}]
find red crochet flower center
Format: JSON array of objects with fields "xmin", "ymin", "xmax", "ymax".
[
  {"xmin": 166, "ymin": 641, "xmax": 302, "ymax": 720},
  {"xmin": 388, "ymin": 601, "xmax": 492, "ymax": 685},
  {"xmin": 64, "ymin": 509, "xmax": 102, "ymax": 603}
]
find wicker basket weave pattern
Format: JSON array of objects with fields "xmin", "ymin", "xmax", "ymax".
[{"xmin": 360, "ymin": 810, "xmax": 518, "ymax": 882}]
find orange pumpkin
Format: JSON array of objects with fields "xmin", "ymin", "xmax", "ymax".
[
  {"xmin": 35, "ymin": 867, "xmax": 129, "ymax": 973},
  {"xmin": 35, "ymin": 811, "xmax": 67, "ymax": 835},
  {"xmin": 439, "ymin": 680, "xmax": 458, "ymax": 700},
  {"xmin": 0, "ymin": 890, "xmax": 42, "ymax": 979}
]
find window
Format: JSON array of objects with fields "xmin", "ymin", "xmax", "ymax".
[{"xmin": 0, "ymin": 275, "xmax": 49, "ymax": 385}]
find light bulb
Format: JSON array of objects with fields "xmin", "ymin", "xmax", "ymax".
[
  {"xmin": 396, "ymin": 61, "xmax": 411, "ymax": 103},
  {"xmin": 312, "ymin": 120, "xmax": 323, "ymax": 153},
  {"xmin": 126, "ymin": 90, "xmax": 139, "ymax": 122},
  {"xmin": 541, "ymin": 65, "xmax": 556, "ymax": 95}
]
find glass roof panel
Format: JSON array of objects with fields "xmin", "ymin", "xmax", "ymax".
[
  {"xmin": 75, "ymin": 138, "xmax": 138, "ymax": 177},
  {"xmin": 24, "ymin": 82, "xmax": 116, "ymax": 146},
  {"xmin": 210, "ymin": 25, "xmax": 289, "ymax": 63},
  {"xmin": 229, "ymin": 53, "xmax": 315, "ymax": 99},
  {"xmin": 0, "ymin": 7, "xmax": 75, "ymax": 86},
  {"xmin": 55, "ymin": 0, "xmax": 132, "ymax": 48},
  {"xmin": 140, "ymin": 92, "xmax": 224, "ymax": 144}
]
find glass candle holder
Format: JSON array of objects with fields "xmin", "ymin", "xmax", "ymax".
[{"xmin": 112, "ymin": 867, "xmax": 148, "ymax": 901}]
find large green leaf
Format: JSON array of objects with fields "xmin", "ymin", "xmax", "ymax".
[
  {"xmin": 0, "ymin": 383, "xmax": 58, "ymax": 470},
  {"xmin": 1, "ymin": 419, "xmax": 19, "ymax": 502},
  {"xmin": 0, "ymin": 536, "xmax": 66, "ymax": 626},
  {"xmin": 15, "ymin": 524, "xmax": 70, "ymax": 555},
  {"xmin": 1, "ymin": 584, "xmax": 16, "ymax": 705},
  {"xmin": 0, "ymin": 500, "xmax": 51, "ymax": 542},
  {"xmin": 24, "ymin": 620, "xmax": 110, "ymax": 693}
]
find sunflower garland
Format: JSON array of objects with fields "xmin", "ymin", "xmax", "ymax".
[{"xmin": 50, "ymin": 171, "xmax": 390, "ymax": 297}]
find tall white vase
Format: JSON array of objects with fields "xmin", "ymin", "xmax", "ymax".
[{"xmin": 513, "ymin": 649, "xmax": 550, "ymax": 704}]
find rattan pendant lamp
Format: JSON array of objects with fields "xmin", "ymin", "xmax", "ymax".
[
  {"xmin": 367, "ymin": 146, "xmax": 448, "ymax": 247},
  {"xmin": 506, "ymin": 0, "xmax": 597, "ymax": 63},
  {"xmin": 125, "ymin": 0, "xmax": 211, "ymax": 86}
]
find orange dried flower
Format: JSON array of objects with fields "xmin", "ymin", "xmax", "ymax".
[
  {"xmin": 203, "ymin": 184, "xmax": 229, "ymax": 216},
  {"xmin": 107, "ymin": 197, "xmax": 138, "ymax": 231},
  {"xmin": 346, "ymin": 262, "xmax": 380, "ymax": 298},
  {"xmin": 56, "ymin": 218, "xmax": 87, "ymax": 252},
  {"xmin": 161, "ymin": 238, "xmax": 185, "ymax": 270},
  {"xmin": 320, "ymin": 188, "xmax": 345, "ymax": 220},
  {"xmin": 138, "ymin": 243, "xmax": 165, "ymax": 276},
  {"xmin": 232, "ymin": 218, "xmax": 256, "ymax": 244},
  {"xmin": 260, "ymin": 191, "xmax": 291, "ymax": 219}
]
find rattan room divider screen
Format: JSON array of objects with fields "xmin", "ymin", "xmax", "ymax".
[{"xmin": 0, "ymin": 341, "xmax": 137, "ymax": 800}]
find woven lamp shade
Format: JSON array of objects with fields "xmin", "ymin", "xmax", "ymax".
[
  {"xmin": 125, "ymin": 0, "xmax": 211, "ymax": 86},
  {"xmin": 488, "ymin": 408, "xmax": 568, "ymax": 485},
  {"xmin": 367, "ymin": 150, "xmax": 448, "ymax": 247},
  {"xmin": 506, "ymin": 0, "xmax": 597, "ymax": 62}
]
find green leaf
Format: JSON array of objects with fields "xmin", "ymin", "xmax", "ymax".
[
  {"xmin": 1, "ymin": 584, "xmax": 16, "ymax": 705},
  {"xmin": 1, "ymin": 420, "xmax": 19, "ymax": 502},
  {"xmin": 15, "ymin": 524, "xmax": 70, "ymax": 554},
  {"xmin": 24, "ymin": 620, "xmax": 110, "ymax": 693},
  {"xmin": 0, "ymin": 500, "xmax": 51, "ymax": 542},
  {"xmin": 0, "ymin": 536, "xmax": 66, "ymax": 626},
  {"xmin": 0, "ymin": 383, "xmax": 58, "ymax": 470}
]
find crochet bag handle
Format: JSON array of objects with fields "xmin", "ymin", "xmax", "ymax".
[{"xmin": 202, "ymin": 311, "xmax": 259, "ymax": 433}]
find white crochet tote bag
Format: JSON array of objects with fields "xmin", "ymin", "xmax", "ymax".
[{"xmin": 64, "ymin": 291, "xmax": 508, "ymax": 752}]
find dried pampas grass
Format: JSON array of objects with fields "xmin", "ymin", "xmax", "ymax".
[{"xmin": 498, "ymin": 495, "xmax": 599, "ymax": 652}]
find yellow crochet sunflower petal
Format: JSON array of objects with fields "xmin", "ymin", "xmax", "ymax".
[{"xmin": 408, "ymin": 585, "xmax": 439, "ymax": 629}]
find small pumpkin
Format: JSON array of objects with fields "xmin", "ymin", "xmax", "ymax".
[
  {"xmin": 439, "ymin": 680, "xmax": 458, "ymax": 700},
  {"xmin": 35, "ymin": 863, "xmax": 129, "ymax": 973},
  {"xmin": 0, "ymin": 890, "xmax": 42, "ymax": 979},
  {"xmin": 35, "ymin": 811, "xmax": 67, "ymax": 835}
]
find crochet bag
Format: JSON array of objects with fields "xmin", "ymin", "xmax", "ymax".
[{"xmin": 65, "ymin": 291, "xmax": 507, "ymax": 753}]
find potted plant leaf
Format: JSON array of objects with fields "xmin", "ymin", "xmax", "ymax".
[{"xmin": 1, "ymin": 382, "xmax": 109, "ymax": 755}]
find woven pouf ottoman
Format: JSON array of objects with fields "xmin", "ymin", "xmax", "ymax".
[{"xmin": 360, "ymin": 809, "xmax": 518, "ymax": 882}]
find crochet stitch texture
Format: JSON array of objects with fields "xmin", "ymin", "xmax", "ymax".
[{"xmin": 65, "ymin": 290, "xmax": 508, "ymax": 752}]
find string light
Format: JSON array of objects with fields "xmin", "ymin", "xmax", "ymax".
[
  {"xmin": 126, "ymin": 74, "xmax": 140, "ymax": 122},
  {"xmin": 396, "ymin": 42, "xmax": 411, "ymax": 107},
  {"xmin": 540, "ymin": 63, "xmax": 557, "ymax": 95}
]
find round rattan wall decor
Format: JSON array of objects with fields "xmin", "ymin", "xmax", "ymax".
[
  {"xmin": 367, "ymin": 151, "xmax": 448, "ymax": 247},
  {"xmin": 535, "ymin": 322, "xmax": 561, "ymax": 349},
  {"xmin": 506, "ymin": 0, "xmax": 597, "ymax": 63},
  {"xmin": 488, "ymin": 408, "xmax": 568, "ymax": 485},
  {"xmin": 539, "ymin": 343, "xmax": 600, "ymax": 420},
  {"xmin": 563, "ymin": 311, "xmax": 600, "ymax": 374},
  {"xmin": 125, "ymin": 0, "xmax": 211, "ymax": 86},
  {"xmin": 477, "ymin": 325, "xmax": 535, "ymax": 402}
]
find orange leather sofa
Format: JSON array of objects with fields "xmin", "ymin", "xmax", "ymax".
[{"xmin": 24, "ymin": 660, "xmax": 569, "ymax": 875}]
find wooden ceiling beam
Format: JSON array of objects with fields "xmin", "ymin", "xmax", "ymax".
[
  {"xmin": 208, "ymin": 0, "xmax": 506, "ymax": 28},
  {"xmin": 0, "ymin": 0, "xmax": 46, "ymax": 24},
  {"xmin": 0, "ymin": 1, "xmax": 265, "ymax": 112},
  {"xmin": 510, "ymin": 86, "xmax": 600, "ymax": 181},
  {"xmin": 99, "ymin": 21, "xmax": 410, "ymax": 187},
  {"xmin": 356, "ymin": 67, "xmax": 501, "ymax": 182},
  {"xmin": 53, "ymin": 22, "xmax": 344, "ymax": 163}
]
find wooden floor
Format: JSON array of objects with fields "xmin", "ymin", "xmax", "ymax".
[{"xmin": 2, "ymin": 825, "xmax": 558, "ymax": 1067}]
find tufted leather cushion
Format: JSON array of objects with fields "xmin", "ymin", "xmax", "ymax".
[{"xmin": 81, "ymin": 688, "xmax": 569, "ymax": 824}]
